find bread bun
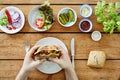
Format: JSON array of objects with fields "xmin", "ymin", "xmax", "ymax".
[{"xmin": 87, "ymin": 51, "xmax": 106, "ymax": 68}]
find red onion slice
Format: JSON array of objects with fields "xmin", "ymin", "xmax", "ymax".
[
  {"xmin": 12, "ymin": 11, "xmax": 21, "ymax": 22},
  {"xmin": 12, "ymin": 22, "xmax": 21, "ymax": 29}
]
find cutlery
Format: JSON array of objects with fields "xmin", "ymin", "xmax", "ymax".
[
  {"xmin": 71, "ymin": 38, "xmax": 75, "ymax": 68},
  {"xmin": 25, "ymin": 41, "xmax": 30, "ymax": 53}
]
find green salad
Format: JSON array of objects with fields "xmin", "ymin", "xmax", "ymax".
[
  {"xmin": 95, "ymin": 0, "xmax": 120, "ymax": 34},
  {"xmin": 38, "ymin": 1, "xmax": 54, "ymax": 30}
]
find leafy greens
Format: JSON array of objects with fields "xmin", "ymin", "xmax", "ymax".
[{"xmin": 95, "ymin": 0, "xmax": 120, "ymax": 34}]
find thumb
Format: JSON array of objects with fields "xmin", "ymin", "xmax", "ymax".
[
  {"xmin": 31, "ymin": 59, "xmax": 46, "ymax": 67},
  {"xmin": 49, "ymin": 58, "xmax": 60, "ymax": 64}
]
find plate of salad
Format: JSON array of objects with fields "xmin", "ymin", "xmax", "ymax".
[
  {"xmin": 0, "ymin": 6, "xmax": 25, "ymax": 34},
  {"xmin": 28, "ymin": 1, "xmax": 54, "ymax": 32}
]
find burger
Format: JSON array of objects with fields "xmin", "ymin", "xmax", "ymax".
[{"xmin": 34, "ymin": 44, "xmax": 62, "ymax": 59}]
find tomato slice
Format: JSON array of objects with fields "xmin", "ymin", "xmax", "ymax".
[
  {"xmin": 35, "ymin": 18, "xmax": 44, "ymax": 28},
  {"xmin": 48, "ymin": 50, "xmax": 54, "ymax": 53},
  {"xmin": 5, "ymin": 9, "xmax": 12, "ymax": 25}
]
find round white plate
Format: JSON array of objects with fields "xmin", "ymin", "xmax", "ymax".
[
  {"xmin": 0, "ymin": 6, "xmax": 25, "ymax": 34},
  {"xmin": 28, "ymin": 5, "xmax": 53, "ymax": 32},
  {"xmin": 34, "ymin": 37, "xmax": 68, "ymax": 74}
]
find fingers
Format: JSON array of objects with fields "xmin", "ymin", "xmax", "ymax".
[
  {"xmin": 27, "ymin": 45, "xmax": 40, "ymax": 56},
  {"xmin": 31, "ymin": 59, "xmax": 46, "ymax": 67},
  {"xmin": 49, "ymin": 57, "xmax": 60, "ymax": 64},
  {"xmin": 54, "ymin": 44, "xmax": 68, "ymax": 55}
]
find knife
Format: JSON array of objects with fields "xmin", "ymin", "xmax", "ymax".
[{"xmin": 71, "ymin": 38, "xmax": 75, "ymax": 68}]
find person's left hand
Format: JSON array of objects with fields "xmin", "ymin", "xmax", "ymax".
[{"xmin": 21, "ymin": 46, "xmax": 46, "ymax": 72}]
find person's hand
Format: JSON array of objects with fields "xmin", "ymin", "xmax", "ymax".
[
  {"xmin": 21, "ymin": 46, "xmax": 46, "ymax": 72},
  {"xmin": 49, "ymin": 45, "xmax": 73, "ymax": 69}
]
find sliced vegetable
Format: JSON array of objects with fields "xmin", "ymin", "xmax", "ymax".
[
  {"xmin": 63, "ymin": 13, "xmax": 69, "ymax": 22},
  {"xmin": 68, "ymin": 9, "xmax": 74, "ymax": 22},
  {"xmin": 6, "ymin": 26, "xmax": 12, "ymax": 30},
  {"xmin": 59, "ymin": 14, "xmax": 67, "ymax": 24},
  {"xmin": 6, "ymin": 25, "xmax": 14, "ymax": 30},
  {"xmin": 59, "ymin": 16, "xmax": 66, "ymax": 25},
  {"xmin": 5, "ymin": 9, "xmax": 12, "ymax": 25},
  {"xmin": 35, "ymin": 18, "xmax": 44, "ymax": 28},
  {"xmin": 12, "ymin": 11, "xmax": 20, "ymax": 22},
  {"xmin": 48, "ymin": 50, "xmax": 54, "ymax": 53},
  {"xmin": 12, "ymin": 22, "xmax": 21, "ymax": 29}
]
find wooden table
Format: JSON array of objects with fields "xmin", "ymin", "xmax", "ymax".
[{"xmin": 0, "ymin": 0, "xmax": 120, "ymax": 80}]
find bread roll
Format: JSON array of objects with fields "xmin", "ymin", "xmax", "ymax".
[{"xmin": 87, "ymin": 51, "xmax": 106, "ymax": 68}]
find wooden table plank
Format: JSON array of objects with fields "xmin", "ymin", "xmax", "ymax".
[
  {"xmin": 0, "ymin": 0, "xmax": 119, "ymax": 4},
  {"xmin": 0, "ymin": 33, "xmax": 120, "ymax": 59},
  {"xmin": 0, "ymin": 60, "xmax": 120, "ymax": 80},
  {"xmin": 0, "ymin": 5, "xmax": 111, "ymax": 33}
]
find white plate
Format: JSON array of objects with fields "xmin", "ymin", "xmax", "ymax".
[
  {"xmin": 34, "ymin": 37, "xmax": 68, "ymax": 74},
  {"xmin": 28, "ymin": 5, "xmax": 53, "ymax": 32},
  {"xmin": 0, "ymin": 6, "xmax": 25, "ymax": 34}
]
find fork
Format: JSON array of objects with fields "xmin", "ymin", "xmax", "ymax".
[{"xmin": 25, "ymin": 41, "xmax": 30, "ymax": 53}]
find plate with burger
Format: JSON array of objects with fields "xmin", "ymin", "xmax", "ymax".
[{"xmin": 34, "ymin": 37, "xmax": 68, "ymax": 74}]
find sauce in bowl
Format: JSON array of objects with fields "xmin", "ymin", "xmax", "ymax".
[
  {"xmin": 79, "ymin": 19, "xmax": 93, "ymax": 32},
  {"xmin": 81, "ymin": 7, "xmax": 90, "ymax": 17},
  {"xmin": 79, "ymin": 4, "xmax": 93, "ymax": 18},
  {"xmin": 81, "ymin": 21, "xmax": 90, "ymax": 31}
]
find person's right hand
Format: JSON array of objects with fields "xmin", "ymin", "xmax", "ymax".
[
  {"xmin": 49, "ymin": 45, "xmax": 73, "ymax": 69},
  {"xmin": 22, "ymin": 46, "xmax": 46, "ymax": 72}
]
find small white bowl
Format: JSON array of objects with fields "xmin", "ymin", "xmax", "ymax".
[
  {"xmin": 91, "ymin": 31, "xmax": 102, "ymax": 41},
  {"xmin": 79, "ymin": 4, "xmax": 93, "ymax": 18},
  {"xmin": 78, "ymin": 19, "xmax": 93, "ymax": 32},
  {"xmin": 57, "ymin": 8, "xmax": 77, "ymax": 27}
]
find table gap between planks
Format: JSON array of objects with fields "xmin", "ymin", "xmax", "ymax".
[{"xmin": 0, "ymin": 0, "xmax": 120, "ymax": 80}]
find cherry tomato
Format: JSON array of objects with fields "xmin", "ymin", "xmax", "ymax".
[{"xmin": 35, "ymin": 18, "xmax": 44, "ymax": 28}]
